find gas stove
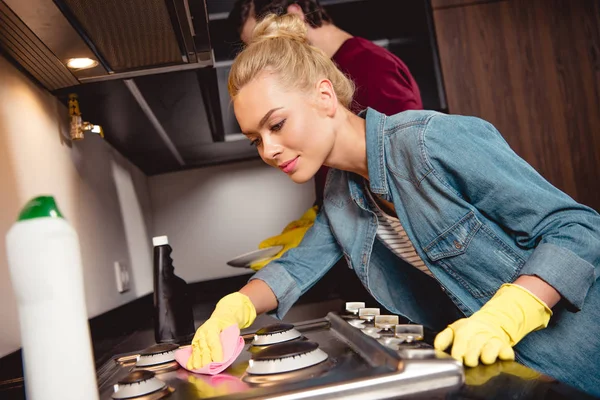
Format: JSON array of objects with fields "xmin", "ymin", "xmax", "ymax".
[{"xmin": 97, "ymin": 306, "xmax": 464, "ymax": 400}]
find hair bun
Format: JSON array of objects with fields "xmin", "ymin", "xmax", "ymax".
[{"xmin": 250, "ymin": 13, "xmax": 308, "ymax": 45}]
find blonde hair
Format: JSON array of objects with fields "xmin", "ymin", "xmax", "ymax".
[{"xmin": 228, "ymin": 13, "xmax": 355, "ymax": 108}]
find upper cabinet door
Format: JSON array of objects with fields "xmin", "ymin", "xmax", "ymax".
[{"xmin": 432, "ymin": 0, "xmax": 600, "ymax": 211}]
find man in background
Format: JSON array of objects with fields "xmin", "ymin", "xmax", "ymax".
[{"xmin": 229, "ymin": 0, "xmax": 423, "ymax": 303}]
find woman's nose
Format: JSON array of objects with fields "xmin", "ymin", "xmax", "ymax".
[{"xmin": 262, "ymin": 136, "xmax": 283, "ymax": 160}]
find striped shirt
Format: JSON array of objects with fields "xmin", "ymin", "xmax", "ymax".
[{"xmin": 366, "ymin": 190, "xmax": 434, "ymax": 278}]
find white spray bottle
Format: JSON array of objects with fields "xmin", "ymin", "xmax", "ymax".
[{"xmin": 6, "ymin": 196, "xmax": 99, "ymax": 399}]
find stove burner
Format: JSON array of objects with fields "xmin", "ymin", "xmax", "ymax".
[
  {"xmin": 249, "ymin": 336, "xmax": 308, "ymax": 354},
  {"xmin": 243, "ymin": 357, "xmax": 335, "ymax": 387},
  {"xmin": 112, "ymin": 370, "xmax": 173, "ymax": 400},
  {"xmin": 252, "ymin": 323, "xmax": 302, "ymax": 346},
  {"xmin": 140, "ymin": 343, "xmax": 179, "ymax": 357},
  {"xmin": 246, "ymin": 340, "xmax": 328, "ymax": 375},
  {"xmin": 135, "ymin": 343, "xmax": 179, "ymax": 373}
]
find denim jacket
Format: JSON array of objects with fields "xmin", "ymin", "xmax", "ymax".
[{"xmin": 251, "ymin": 108, "xmax": 600, "ymax": 395}]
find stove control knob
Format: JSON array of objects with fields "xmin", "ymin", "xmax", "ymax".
[
  {"xmin": 358, "ymin": 307, "xmax": 380, "ymax": 322},
  {"xmin": 345, "ymin": 302, "xmax": 366, "ymax": 315}
]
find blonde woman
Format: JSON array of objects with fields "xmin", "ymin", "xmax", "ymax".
[
  {"xmin": 188, "ymin": 14, "xmax": 600, "ymax": 396},
  {"xmin": 230, "ymin": 0, "xmax": 423, "ymax": 278}
]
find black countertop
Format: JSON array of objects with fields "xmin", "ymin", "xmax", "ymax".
[{"xmin": 1, "ymin": 270, "xmax": 597, "ymax": 399}]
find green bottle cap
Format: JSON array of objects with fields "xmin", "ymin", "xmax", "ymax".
[{"xmin": 18, "ymin": 196, "xmax": 64, "ymax": 221}]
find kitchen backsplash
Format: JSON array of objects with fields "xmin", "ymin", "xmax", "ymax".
[{"xmin": 0, "ymin": 54, "xmax": 314, "ymax": 358}]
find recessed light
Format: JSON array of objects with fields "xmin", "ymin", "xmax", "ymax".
[{"xmin": 66, "ymin": 58, "xmax": 98, "ymax": 70}]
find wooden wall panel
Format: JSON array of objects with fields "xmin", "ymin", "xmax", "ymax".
[
  {"xmin": 430, "ymin": 0, "xmax": 503, "ymax": 10},
  {"xmin": 433, "ymin": 0, "xmax": 600, "ymax": 211}
]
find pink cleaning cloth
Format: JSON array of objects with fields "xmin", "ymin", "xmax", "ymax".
[{"xmin": 175, "ymin": 325, "xmax": 244, "ymax": 375}]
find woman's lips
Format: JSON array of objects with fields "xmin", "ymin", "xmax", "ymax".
[{"xmin": 280, "ymin": 157, "xmax": 299, "ymax": 174}]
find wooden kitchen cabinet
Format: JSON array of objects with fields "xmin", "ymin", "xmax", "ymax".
[
  {"xmin": 432, "ymin": 0, "xmax": 600, "ymax": 212},
  {"xmin": 430, "ymin": 0, "xmax": 500, "ymax": 9}
]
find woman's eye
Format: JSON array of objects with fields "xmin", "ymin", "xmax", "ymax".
[
  {"xmin": 270, "ymin": 119, "xmax": 286, "ymax": 132},
  {"xmin": 249, "ymin": 137, "xmax": 261, "ymax": 147}
]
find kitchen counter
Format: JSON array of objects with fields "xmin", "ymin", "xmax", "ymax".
[{"xmin": 1, "ymin": 272, "xmax": 597, "ymax": 399}]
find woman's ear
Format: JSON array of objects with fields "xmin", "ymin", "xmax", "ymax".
[
  {"xmin": 286, "ymin": 4, "xmax": 306, "ymax": 21},
  {"xmin": 315, "ymin": 78, "xmax": 338, "ymax": 117}
]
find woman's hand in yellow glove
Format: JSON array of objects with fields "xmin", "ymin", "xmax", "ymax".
[
  {"xmin": 434, "ymin": 283, "xmax": 552, "ymax": 367},
  {"xmin": 250, "ymin": 206, "xmax": 319, "ymax": 271},
  {"xmin": 187, "ymin": 292, "xmax": 256, "ymax": 370}
]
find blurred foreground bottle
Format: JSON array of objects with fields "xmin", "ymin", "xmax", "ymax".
[
  {"xmin": 153, "ymin": 235, "xmax": 196, "ymax": 344},
  {"xmin": 6, "ymin": 196, "xmax": 99, "ymax": 399}
]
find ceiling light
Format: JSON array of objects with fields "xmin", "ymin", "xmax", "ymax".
[{"xmin": 66, "ymin": 58, "xmax": 98, "ymax": 70}]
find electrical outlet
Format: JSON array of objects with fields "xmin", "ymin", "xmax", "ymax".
[{"xmin": 114, "ymin": 261, "xmax": 131, "ymax": 293}]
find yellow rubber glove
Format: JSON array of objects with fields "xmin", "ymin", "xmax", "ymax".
[
  {"xmin": 249, "ymin": 205, "xmax": 319, "ymax": 271},
  {"xmin": 187, "ymin": 292, "xmax": 256, "ymax": 370},
  {"xmin": 434, "ymin": 283, "xmax": 552, "ymax": 367}
]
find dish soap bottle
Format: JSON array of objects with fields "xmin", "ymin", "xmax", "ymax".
[
  {"xmin": 6, "ymin": 196, "xmax": 99, "ymax": 400},
  {"xmin": 152, "ymin": 235, "xmax": 196, "ymax": 344}
]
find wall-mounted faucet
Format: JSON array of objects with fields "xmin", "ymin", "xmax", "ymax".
[{"xmin": 68, "ymin": 94, "xmax": 104, "ymax": 141}]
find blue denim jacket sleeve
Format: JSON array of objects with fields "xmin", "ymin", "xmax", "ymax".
[
  {"xmin": 249, "ymin": 209, "xmax": 343, "ymax": 318},
  {"xmin": 422, "ymin": 114, "xmax": 600, "ymax": 311}
]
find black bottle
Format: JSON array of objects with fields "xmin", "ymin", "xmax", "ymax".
[{"xmin": 152, "ymin": 235, "xmax": 195, "ymax": 344}]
